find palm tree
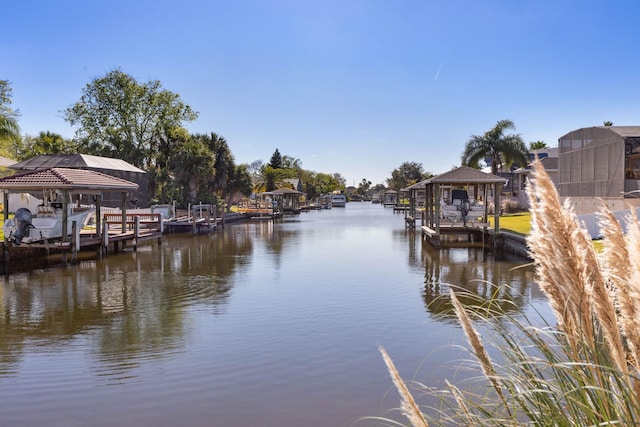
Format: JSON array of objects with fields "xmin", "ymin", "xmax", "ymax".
[
  {"xmin": 168, "ymin": 139, "xmax": 215, "ymax": 204},
  {"xmin": 529, "ymin": 140, "xmax": 548, "ymax": 150},
  {"xmin": 254, "ymin": 165, "xmax": 286, "ymax": 192},
  {"xmin": 0, "ymin": 82, "xmax": 21, "ymax": 157},
  {"xmin": 461, "ymin": 119, "xmax": 528, "ymax": 175},
  {"xmin": 224, "ymin": 164, "xmax": 253, "ymax": 211},
  {"xmin": 0, "ymin": 115, "xmax": 19, "ymax": 142}
]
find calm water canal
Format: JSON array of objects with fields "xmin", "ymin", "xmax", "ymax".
[{"xmin": 0, "ymin": 203, "xmax": 545, "ymax": 426}]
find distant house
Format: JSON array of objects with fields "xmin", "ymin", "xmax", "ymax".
[
  {"xmin": 557, "ymin": 126, "xmax": 640, "ymax": 214},
  {"xmin": 10, "ymin": 154, "xmax": 147, "ymax": 208},
  {"xmin": 511, "ymin": 147, "xmax": 559, "ymax": 208},
  {"xmin": 283, "ymin": 178, "xmax": 303, "ymax": 192}
]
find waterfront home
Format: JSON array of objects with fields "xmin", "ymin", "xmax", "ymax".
[
  {"xmin": 510, "ymin": 148, "xmax": 559, "ymax": 209},
  {"xmin": 557, "ymin": 126, "xmax": 640, "ymax": 215}
]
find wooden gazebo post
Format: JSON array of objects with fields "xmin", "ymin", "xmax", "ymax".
[
  {"xmin": 3, "ymin": 191, "xmax": 8, "ymax": 234},
  {"xmin": 434, "ymin": 182, "xmax": 441, "ymax": 234},
  {"xmin": 3, "ymin": 191, "xmax": 8, "ymax": 263},
  {"xmin": 95, "ymin": 194, "xmax": 102, "ymax": 240},
  {"xmin": 121, "ymin": 192, "xmax": 128, "ymax": 233},
  {"xmin": 493, "ymin": 183, "xmax": 502, "ymax": 234},
  {"xmin": 61, "ymin": 190, "xmax": 70, "ymax": 242}
]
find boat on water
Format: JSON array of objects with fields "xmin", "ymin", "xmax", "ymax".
[
  {"xmin": 3, "ymin": 204, "xmax": 94, "ymax": 245},
  {"xmin": 330, "ymin": 194, "xmax": 347, "ymax": 207}
]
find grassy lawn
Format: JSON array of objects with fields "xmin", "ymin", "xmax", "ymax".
[
  {"xmin": 489, "ymin": 211, "xmax": 604, "ymax": 251},
  {"xmin": 489, "ymin": 212, "xmax": 531, "ymax": 235}
]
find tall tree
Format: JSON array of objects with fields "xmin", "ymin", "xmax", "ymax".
[
  {"xmin": 18, "ymin": 131, "xmax": 78, "ymax": 160},
  {"xmin": 357, "ymin": 178, "xmax": 371, "ymax": 196},
  {"xmin": 0, "ymin": 80, "xmax": 21, "ymax": 158},
  {"xmin": 148, "ymin": 126, "xmax": 190, "ymax": 203},
  {"xmin": 387, "ymin": 161, "xmax": 428, "ymax": 190},
  {"xmin": 248, "ymin": 159, "xmax": 263, "ymax": 176},
  {"xmin": 224, "ymin": 164, "xmax": 253, "ymax": 210},
  {"xmin": 461, "ymin": 119, "xmax": 528, "ymax": 175},
  {"xmin": 192, "ymin": 132, "xmax": 234, "ymax": 197},
  {"xmin": 315, "ymin": 172, "xmax": 343, "ymax": 195},
  {"xmin": 332, "ymin": 172, "xmax": 346, "ymax": 188},
  {"xmin": 282, "ymin": 155, "xmax": 302, "ymax": 171},
  {"xmin": 167, "ymin": 138, "xmax": 216, "ymax": 205},
  {"xmin": 64, "ymin": 69, "xmax": 198, "ymax": 169},
  {"xmin": 269, "ymin": 148, "xmax": 282, "ymax": 169}
]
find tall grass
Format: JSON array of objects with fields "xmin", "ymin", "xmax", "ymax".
[{"xmin": 379, "ymin": 160, "xmax": 640, "ymax": 426}]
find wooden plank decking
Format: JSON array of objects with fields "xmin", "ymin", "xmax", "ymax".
[{"xmin": 420, "ymin": 222, "xmax": 489, "ymax": 249}]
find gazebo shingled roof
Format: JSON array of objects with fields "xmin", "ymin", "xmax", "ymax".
[
  {"xmin": 0, "ymin": 168, "xmax": 139, "ymax": 242},
  {"xmin": 270, "ymin": 187, "xmax": 302, "ymax": 194},
  {"xmin": 0, "ymin": 167, "xmax": 138, "ymax": 193},
  {"xmin": 403, "ymin": 166, "xmax": 506, "ymax": 192},
  {"xmin": 427, "ymin": 165, "xmax": 506, "ymax": 185}
]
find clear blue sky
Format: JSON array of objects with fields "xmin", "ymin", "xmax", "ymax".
[{"xmin": 3, "ymin": 0, "xmax": 639, "ymax": 186}]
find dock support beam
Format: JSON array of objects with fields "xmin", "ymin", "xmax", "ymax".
[
  {"xmin": 3, "ymin": 191, "xmax": 8, "ymax": 271},
  {"xmin": 71, "ymin": 220, "xmax": 79, "ymax": 264}
]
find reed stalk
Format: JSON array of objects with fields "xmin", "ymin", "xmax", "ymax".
[{"xmin": 378, "ymin": 159, "xmax": 640, "ymax": 426}]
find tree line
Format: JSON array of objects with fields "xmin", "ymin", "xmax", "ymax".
[
  {"xmin": 0, "ymin": 72, "xmax": 346, "ymax": 209},
  {"xmin": 1, "ymin": 72, "xmax": 553, "ymax": 205}
]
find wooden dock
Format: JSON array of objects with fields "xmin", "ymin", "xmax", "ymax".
[
  {"xmin": 420, "ymin": 221, "xmax": 489, "ymax": 249},
  {"xmin": 164, "ymin": 216, "xmax": 217, "ymax": 233},
  {"xmin": 237, "ymin": 207, "xmax": 282, "ymax": 220},
  {"xmin": 2, "ymin": 212, "xmax": 165, "ymax": 269},
  {"xmin": 420, "ymin": 221, "xmax": 529, "ymax": 258}
]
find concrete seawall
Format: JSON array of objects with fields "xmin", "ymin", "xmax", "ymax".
[{"xmin": 492, "ymin": 230, "xmax": 530, "ymax": 260}]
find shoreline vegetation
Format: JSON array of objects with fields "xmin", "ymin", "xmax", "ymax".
[{"xmin": 378, "ymin": 159, "xmax": 640, "ymax": 426}]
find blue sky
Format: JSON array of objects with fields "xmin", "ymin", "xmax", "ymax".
[{"xmin": 3, "ymin": 0, "xmax": 639, "ymax": 186}]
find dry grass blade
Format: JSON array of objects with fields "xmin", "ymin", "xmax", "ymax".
[
  {"xmin": 618, "ymin": 208, "xmax": 640, "ymax": 372},
  {"xmin": 525, "ymin": 160, "xmax": 594, "ymax": 352},
  {"xmin": 576, "ymin": 209, "xmax": 628, "ymax": 375},
  {"xmin": 445, "ymin": 380, "xmax": 473, "ymax": 425},
  {"xmin": 598, "ymin": 206, "xmax": 638, "ymax": 371},
  {"xmin": 379, "ymin": 345, "xmax": 429, "ymax": 427},
  {"xmin": 449, "ymin": 290, "xmax": 511, "ymax": 417}
]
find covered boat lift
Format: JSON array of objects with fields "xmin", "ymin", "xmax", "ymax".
[
  {"xmin": 406, "ymin": 166, "xmax": 506, "ymax": 248},
  {"xmin": 267, "ymin": 187, "xmax": 303, "ymax": 214},
  {"xmin": 0, "ymin": 168, "xmax": 156, "ymax": 263}
]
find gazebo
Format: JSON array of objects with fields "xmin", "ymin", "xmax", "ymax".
[
  {"xmin": 0, "ymin": 167, "xmax": 139, "ymax": 243},
  {"xmin": 382, "ymin": 189, "xmax": 398, "ymax": 206},
  {"xmin": 409, "ymin": 166, "xmax": 506, "ymax": 246},
  {"xmin": 269, "ymin": 187, "xmax": 302, "ymax": 214}
]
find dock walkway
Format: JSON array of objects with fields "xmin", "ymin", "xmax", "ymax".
[{"xmin": 2, "ymin": 212, "xmax": 165, "ymax": 268}]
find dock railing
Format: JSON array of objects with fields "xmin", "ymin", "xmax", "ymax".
[
  {"xmin": 102, "ymin": 213, "xmax": 163, "ymax": 252},
  {"xmin": 103, "ymin": 213, "xmax": 163, "ymax": 233}
]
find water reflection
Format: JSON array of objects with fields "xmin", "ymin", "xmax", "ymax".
[
  {"xmin": 420, "ymin": 238, "xmax": 538, "ymax": 320},
  {"xmin": 0, "ymin": 206, "xmax": 546, "ymax": 427},
  {"xmin": 0, "ymin": 226, "xmax": 258, "ymax": 382}
]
